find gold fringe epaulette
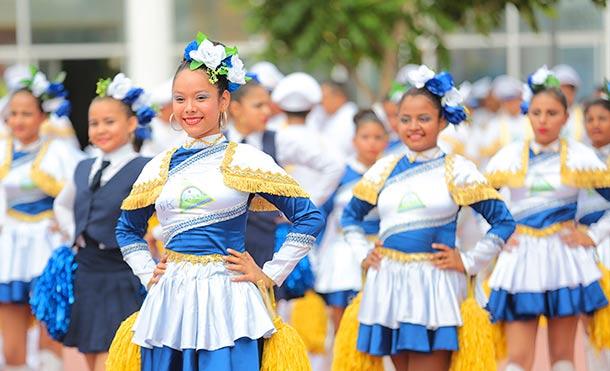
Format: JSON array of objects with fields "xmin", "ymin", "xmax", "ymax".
[
  {"xmin": 220, "ymin": 142, "xmax": 309, "ymax": 198},
  {"xmin": 0, "ymin": 137, "xmax": 12, "ymax": 180},
  {"xmin": 445, "ymin": 155, "xmax": 502, "ymax": 206},
  {"xmin": 485, "ymin": 141, "xmax": 529, "ymax": 189},
  {"xmin": 121, "ymin": 148, "xmax": 177, "ymax": 210},
  {"xmin": 31, "ymin": 141, "xmax": 64, "ymax": 197},
  {"xmin": 352, "ymin": 156, "xmax": 400, "ymax": 205},
  {"xmin": 559, "ymin": 140, "xmax": 610, "ymax": 188}
]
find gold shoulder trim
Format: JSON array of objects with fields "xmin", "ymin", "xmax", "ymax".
[
  {"xmin": 121, "ymin": 147, "xmax": 177, "ymax": 210},
  {"xmin": 352, "ymin": 156, "xmax": 400, "ymax": 205},
  {"xmin": 41, "ymin": 120, "xmax": 76, "ymax": 138},
  {"xmin": 7, "ymin": 209, "xmax": 54, "ymax": 222},
  {"xmin": 560, "ymin": 139, "xmax": 610, "ymax": 188},
  {"xmin": 485, "ymin": 141, "xmax": 529, "ymax": 188},
  {"xmin": 30, "ymin": 141, "xmax": 64, "ymax": 197},
  {"xmin": 220, "ymin": 142, "xmax": 309, "ymax": 198},
  {"xmin": 445, "ymin": 155, "xmax": 502, "ymax": 206},
  {"xmin": 0, "ymin": 136, "xmax": 12, "ymax": 180}
]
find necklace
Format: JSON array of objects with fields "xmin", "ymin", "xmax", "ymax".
[{"xmin": 184, "ymin": 134, "xmax": 224, "ymax": 149}]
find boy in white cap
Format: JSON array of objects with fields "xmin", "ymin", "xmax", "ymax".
[
  {"xmin": 478, "ymin": 75, "xmax": 533, "ymax": 163},
  {"xmin": 250, "ymin": 61, "xmax": 286, "ymax": 131},
  {"xmin": 271, "ymin": 72, "xmax": 344, "ymax": 206},
  {"xmin": 139, "ymin": 79, "xmax": 186, "ymax": 156},
  {"xmin": 552, "ymin": 64, "xmax": 585, "ymax": 141}
]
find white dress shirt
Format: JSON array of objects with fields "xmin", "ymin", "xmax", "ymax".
[{"xmin": 307, "ymin": 102, "xmax": 358, "ymax": 159}]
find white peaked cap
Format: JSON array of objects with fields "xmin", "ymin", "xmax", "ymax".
[
  {"xmin": 4, "ymin": 64, "xmax": 31, "ymax": 92},
  {"xmin": 492, "ymin": 75, "xmax": 523, "ymax": 101},
  {"xmin": 250, "ymin": 61, "xmax": 285, "ymax": 91},
  {"xmin": 552, "ymin": 64, "xmax": 581, "ymax": 88},
  {"xmin": 470, "ymin": 77, "xmax": 493, "ymax": 100},
  {"xmin": 149, "ymin": 79, "xmax": 173, "ymax": 106},
  {"xmin": 271, "ymin": 72, "xmax": 321, "ymax": 112}
]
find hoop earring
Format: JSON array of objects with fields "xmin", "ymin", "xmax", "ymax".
[
  {"xmin": 169, "ymin": 113, "xmax": 182, "ymax": 132},
  {"xmin": 219, "ymin": 111, "xmax": 228, "ymax": 129}
]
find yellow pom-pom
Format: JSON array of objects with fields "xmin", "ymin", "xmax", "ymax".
[
  {"xmin": 450, "ymin": 281, "xmax": 496, "ymax": 371},
  {"xmin": 261, "ymin": 317, "xmax": 312, "ymax": 371},
  {"xmin": 106, "ymin": 311, "xmax": 140, "ymax": 371},
  {"xmin": 290, "ymin": 290, "xmax": 328, "ymax": 354},
  {"xmin": 589, "ymin": 263, "xmax": 610, "ymax": 351},
  {"xmin": 331, "ymin": 293, "xmax": 383, "ymax": 371}
]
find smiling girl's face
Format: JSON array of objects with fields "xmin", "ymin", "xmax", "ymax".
[{"xmin": 88, "ymin": 97, "xmax": 137, "ymax": 153}]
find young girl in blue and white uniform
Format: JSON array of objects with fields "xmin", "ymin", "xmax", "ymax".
[
  {"xmin": 485, "ymin": 66, "xmax": 610, "ymax": 371},
  {"xmin": 341, "ymin": 65, "xmax": 515, "ymax": 370},
  {"xmin": 115, "ymin": 33, "xmax": 324, "ymax": 371},
  {"xmin": 53, "ymin": 73, "xmax": 155, "ymax": 370},
  {"xmin": 0, "ymin": 67, "xmax": 82, "ymax": 371},
  {"xmin": 315, "ymin": 109, "xmax": 388, "ymax": 330}
]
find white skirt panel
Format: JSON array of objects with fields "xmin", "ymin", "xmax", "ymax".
[
  {"xmin": 0, "ymin": 216, "xmax": 61, "ymax": 284},
  {"xmin": 133, "ymin": 260, "xmax": 276, "ymax": 351},
  {"xmin": 598, "ymin": 238, "xmax": 610, "ymax": 270},
  {"xmin": 489, "ymin": 233, "xmax": 601, "ymax": 293},
  {"xmin": 314, "ymin": 237, "xmax": 365, "ymax": 293},
  {"xmin": 358, "ymin": 257, "xmax": 466, "ymax": 330}
]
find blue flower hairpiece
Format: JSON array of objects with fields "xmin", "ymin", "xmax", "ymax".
[
  {"xmin": 406, "ymin": 65, "xmax": 468, "ymax": 125},
  {"xmin": 95, "ymin": 73, "xmax": 156, "ymax": 139},
  {"xmin": 522, "ymin": 65, "xmax": 560, "ymax": 114},
  {"xmin": 18, "ymin": 66, "xmax": 71, "ymax": 118},
  {"xmin": 183, "ymin": 32, "xmax": 251, "ymax": 93}
]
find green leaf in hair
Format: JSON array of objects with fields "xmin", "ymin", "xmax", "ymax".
[
  {"xmin": 96, "ymin": 78, "xmax": 111, "ymax": 97},
  {"xmin": 55, "ymin": 71, "xmax": 66, "ymax": 83},
  {"xmin": 190, "ymin": 60, "xmax": 204, "ymax": 70},
  {"xmin": 225, "ymin": 46, "xmax": 238, "ymax": 56},
  {"xmin": 196, "ymin": 32, "xmax": 207, "ymax": 45},
  {"xmin": 545, "ymin": 75, "xmax": 560, "ymax": 89}
]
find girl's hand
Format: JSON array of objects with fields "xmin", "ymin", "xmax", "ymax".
[
  {"xmin": 432, "ymin": 243, "xmax": 466, "ymax": 273},
  {"xmin": 561, "ymin": 225, "xmax": 595, "ymax": 248},
  {"xmin": 225, "ymin": 248, "xmax": 274, "ymax": 288},
  {"xmin": 147, "ymin": 254, "xmax": 167, "ymax": 289},
  {"xmin": 361, "ymin": 249, "xmax": 383, "ymax": 272},
  {"xmin": 504, "ymin": 234, "xmax": 519, "ymax": 251}
]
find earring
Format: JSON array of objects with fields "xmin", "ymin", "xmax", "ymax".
[
  {"xmin": 169, "ymin": 113, "xmax": 182, "ymax": 132},
  {"xmin": 219, "ymin": 111, "xmax": 228, "ymax": 129}
]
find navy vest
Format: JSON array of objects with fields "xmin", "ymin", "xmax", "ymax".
[
  {"xmin": 245, "ymin": 130, "xmax": 280, "ymax": 267},
  {"xmin": 73, "ymin": 157, "xmax": 150, "ymax": 249}
]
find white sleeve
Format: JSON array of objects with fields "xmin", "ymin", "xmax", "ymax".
[
  {"xmin": 587, "ymin": 211, "xmax": 610, "ymax": 246},
  {"xmin": 53, "ymin": 178, "xmax": 76, "ymax": 243},
  {"xmin": 0, "ymin": 184, "xmax": 5, "ymax": 228}
]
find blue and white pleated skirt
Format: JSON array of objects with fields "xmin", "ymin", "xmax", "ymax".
[
  {"xmin": 314, "ymin": 235, "xmax": 366, "ymax": 308},
  {"xmin": 133, "ymin": 256, "xmax": 275, "ymax": 371},
  {"xmin": 357, "ymin": 251, "xmax": 466, "ymax": 355},
  {"xmin": 598, "ymin": 238, "xmax": 610, "ymax": 271},
  {"xmin": 0, "ymin": 216, "xmax": 61, "ymax": 303},
  {"xmin": 487, "ymin": 232, "xmax": 608, "ymax": 322}
]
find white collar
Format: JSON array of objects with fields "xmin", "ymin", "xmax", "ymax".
[
  {"xmin": 347, "ymin": 157, "xmax": 371, "ymax": 174},
  {"xmin": 183, "ymin": 133, "xmax": 225, "ymax": 149},
  {"xmin": 530, "ymin": 139, "xmax": 560, "ymax": 155},
  {"xmin": 100, "ymin": 142, "xmax": 136, "ymax": 163},
  {"xmin": 226, "ymin": 125, "xmax": 263, "ymax": 144},
  {"xmin": 405, "ymin": 146, "xmax": 443, "ymax": 163},
  {"xmin": 595, "ymin": 143, "xmax": 610, "ymax": 160},
  {"xmin": 13, "ymin": 137, "xmax": 43, "ymax": 152}
]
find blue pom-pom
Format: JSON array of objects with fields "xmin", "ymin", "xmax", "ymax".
[
  {"xmin": 443, "ymin": 105, "xmax": 467, "ymax": 125},
  {"xmin": 54, "ymin": 100, "xmax": 71, "ymax": 118},
  {"xmin": 47, "ymin": 82, "xmax": 67, "ymax": 98},
  {"xmin": 136, "ymin": 106, "xmax": 156, "ymax": 125},
  {"xmin": 183, "ymin": 40, "xmax": 199, "ymax": 62},
  {"xmin": 122, "ymin": 87, "xmax": 144, "ymax": 106},
  {"xmin": 29, "ymin": 245, "xmax": 77, "ymax": 341},
  {"xmin": 135, "ymin": 126, "xmax": 152, "ymax": 140},
  {"xmin": 520, "ymin": 101, "xmax": 530, "ymax": 115},
  {"xmin": 425, "ymin": 72, "xmax": 454, "ymax": 96},
  {"xmin": 274, "ymin": 224, "xmax": 314, "ymax": 298}
]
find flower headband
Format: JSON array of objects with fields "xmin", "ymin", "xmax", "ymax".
[
  {"xmin": 406, "ymin": 65, "xmax": 468, "ymax": 125},
  {"xmin": 17, "ymin": 66, "xmax": 71, "ymax": 118},
  {"xmin": 521, "ymin": 65, "xmax": 561, "ymax": 114},
  {"xmin": 95, "ymin": 73, "xmax": 156, "ymax": 139},
  {"xmin": 183, "ymin": 32, "xmax": 250, "ymax": 93},
  {"xmin": 600, "ymin": 80, "xmax": 610, "ymax": 101}
]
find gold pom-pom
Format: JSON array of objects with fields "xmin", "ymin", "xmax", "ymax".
[
  {"xmin": 106, "ymin": 311, "xmax": 140, "ymax": 371},
  {"xmin": 331, "ymin": 293, "xmax": 383, "ymax": 371},
  {"xmin": 589, "ymin": 263, "xmax": 610, "ymax": 351},
  {"xmin": 450, "ymin": 279, "xmax": 496, "ymax": 371},
  {"xmin": 482, "ymin": 278, "xmax": 507, "ymax": 361},
  {"xmin": 291, "ymin": 290, "xmax": 328, "ymax": 354}
]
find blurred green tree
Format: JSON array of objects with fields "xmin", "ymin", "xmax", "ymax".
[{"xmin": 237, "ymin": 0, "xmax": 606, "ymax": 100}]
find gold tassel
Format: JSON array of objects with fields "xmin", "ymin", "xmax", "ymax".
[
  {"xmin": 589, "ymin": 263, "xmax": 610, "ymax": 351},
  {"xmin": 331, "ymin": 293, "xmax": 383, "ymax": 371},
  {"xmin": 482, "ymin": 278, "xmax": 507, "ymax": 361},
  {"xmin": 258, "ymin": 282, "xmax": 312, "ymax": 371},
  {"xmin": 450, "ymin": 278, "xmax": 496, "ymax": 371},
  {"xmin": 106, "ymin": 311, "xmax": 141, "ymax": 371},
  {"xmin": 290, "ymin": 290, "xmax": 328, "ymax": 354}
]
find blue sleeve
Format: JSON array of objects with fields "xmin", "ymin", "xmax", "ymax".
[
  {"xmin": 470, "ymin": 199, "xmax": 516, "ymax": 242},
  {"xmin": 319, "ymin": 189, "xmax": 337, "ymax": 219},
  {"xmin": 341, "ymin": 196, "xmax": 376, "ymax": 230},
  {"xmin": 258, "ymin": 194, "xmax": 324, "ymax": 238},
  {"xmin": 115, "ymin": 205, "xmax": 155, "ymax": 255},
  {"xmin": 595, "ymin": 187, "xmax": 610, "ymax": 201}
]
